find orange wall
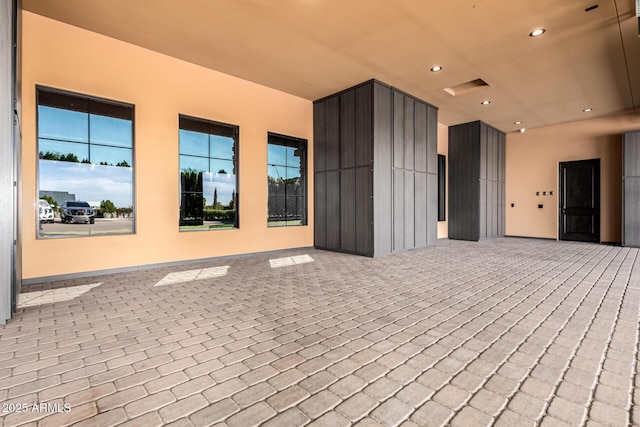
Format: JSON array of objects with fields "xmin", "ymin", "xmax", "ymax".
[
  {"xmin": 437, "ymin": 122, "xmax": 448, "ymax": 239},
  {"xmin": 506, "ymin": 113, "xmax": 640, "ymax": 242},
  {"xmin": 21, "ymin": 12, "xmax": 314, "ymax": 279}
]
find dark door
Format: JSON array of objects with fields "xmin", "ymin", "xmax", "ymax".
[{"xmin": 559, "ymin": 159, "xmax": 600, "ymax": 242}]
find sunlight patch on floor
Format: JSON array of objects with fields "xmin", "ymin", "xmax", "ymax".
[
  {"xmin": 18, "ymin": 282, "xmax": 103, "ymax": 308},
  {"xmin": 269, "ymin": 254, "xmax": 314, "ymax": 269},
  {"xmin": 154, "ymin": 266, "xmax": 230, "ymax": 286}
]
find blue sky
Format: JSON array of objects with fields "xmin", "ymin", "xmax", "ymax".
[{"xmin": 39, "ymin": 160, "xmax": 133, "ymax": 207}]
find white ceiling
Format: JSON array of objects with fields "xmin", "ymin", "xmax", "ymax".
[{"xmin": 23, "ymin": 0, "xmax": 640, "ymax": 132}]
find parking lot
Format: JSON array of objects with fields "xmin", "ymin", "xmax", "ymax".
[{"xmin": 39, "ymin": 218, "xmax": 134, "ymax": 237}]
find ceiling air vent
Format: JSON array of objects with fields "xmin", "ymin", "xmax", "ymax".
[{"xmin": 444, "ymin": 78, "xmax": 490, "ymax": 96}]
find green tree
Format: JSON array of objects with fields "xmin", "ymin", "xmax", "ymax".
[
  {"xmin": 100, "ymin": 199, "xmax": 116, "ymax": 214},
  {"xmin": 228, "ymin": 192, "xmax": 235, "ymax": 210},
  {"xmin": 40, "ymin": 196, "xmax": 57, "ymax": 210},
  {"xmin": 213, "ymin": 188, "xmax": 218, "ymax": 209},
  {"xmin": 116, "ymin": 160, "xmax": 130, "ymax": 167}
]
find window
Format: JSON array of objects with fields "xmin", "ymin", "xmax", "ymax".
[
  {"xmin": 37, "ymin": 87, "xmax": 134, "ymax": 238},
  {"xmin": 267, "ymin": 133, "xmax": 307, "ymax": 226},
  {"xmin": 179, "ymin": 115, "xmax": 238, "ymax": 231},
  {"xmin": 438, "ymin": 154, "xmax": 446, "ymax": 221}
]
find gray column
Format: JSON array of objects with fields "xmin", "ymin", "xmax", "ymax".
[{"xmin": 0, "ymin": 0, "xmax": 18, "ymax": 324}]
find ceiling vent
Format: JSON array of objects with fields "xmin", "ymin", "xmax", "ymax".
[{"xmin": 444, "ymin": 78, "xmax": 490, "ymax": 96}]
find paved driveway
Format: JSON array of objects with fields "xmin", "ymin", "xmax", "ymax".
[{"xmin": 1, "ymin": 238, "xmax": 638, "ymax": 426}]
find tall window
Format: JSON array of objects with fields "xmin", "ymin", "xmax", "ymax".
[
  {"xmin": 179, "ymin": 115, "xmax": 238, "ymax": 231},
  {"xmin": 37, "ymin": 87, "xmax": 134, "ymax": 238},
  {"xmin": 267, "ymin": 133, "xmax": 307, "ymax": 227}
]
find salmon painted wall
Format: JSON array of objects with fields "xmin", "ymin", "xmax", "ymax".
[
  {"xmin": 21, "ymin": 12, "xmax": 314, "ymax": 279},
  {"xmin": 437, "ymin": 122, "xmax": 448, "ymax": 239},
  {"xmin": 505, "ymin": 113, "xmax": 640, "ymax": 242}
]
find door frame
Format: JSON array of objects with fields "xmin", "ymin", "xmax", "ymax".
[{"xmin": 558, "ymin": 158, "xmax": 601, "ymax": 243}]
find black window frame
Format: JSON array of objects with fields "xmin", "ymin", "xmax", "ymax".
[
  {"xmin": 438, "ymin": 154, "xmax": 446, "ymax": 222},
  {"xmin": 267, "ymin": 132, "xmax": 307, "ymax": 227},
  {"xmin": 36, "ymin": 86, "xmax": 136, "ymax": 239},
  {"xmin": 178, "ymin": 114, "xmax": 240, "ymax": 231}
]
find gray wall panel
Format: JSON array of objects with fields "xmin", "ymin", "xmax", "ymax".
[
  {"xmin": 448, "ymin": 122, "xmax": 480, "ymax": 241},
  {"xmin": 404, "ymin": 170, "xmax": 415, "ymax": 250},
  {"xmin": 427, "ymin": 173, "xmax": 438, "ymax": 245},
  {"xmin": 325, "ymin": 96, "xmax": 340, "ymax": 171},
  {"xmin": 1, "ymin": 0, "xmax": 15, "ymax": 323},
  {"xmin": 624, "ymin": 131, "xmax": 640, "ymax": 177},
  {"xmin": 479, "ymin": 179, "xmax": 487, "ymax": 239},
  {"xmin": 314, "ymin": 172, "xmax": 327, "ymax": 248},
  {"xmin": 356, "ymin": 85, "xmax": 372, "ymax": 167},
  {"xmin": 415, "ymin": 172, "xmax": 427, "ymax": 247},
  {"xmin": 326, "ymin": 170, "xmax": 340, "ymax": 249},
  {"xmin": 393, "ymin": 91, "xmax": 404, "ymax": 169},
  {"xmin": 414, "ymin": 102, "xmax": 427, "ymax": 173},
  {"xmin": 340, "ymin": 91, "xmax": 356, "ymax": 169},
  {"xmin": 313, "ymin": 102, "xmax": 326, "ymax": 172},
  {"xmin": 427, "ymin": 106, "xmax": 438, "ymax": 174},
  {"xmin": 449, "ymin": 121, "xmax": 504, "ymax": 242},
  {"xmin": 373, "ymin": 82, "xmax": 393, "ymax": 257},
  {"xmin": 393, "ymin": 168, "xmax": 404, "ymax": 252},
  {"xmin": 624, "ymin": 177, "xmax": 640, "ymax": 246},
  {"xmin": 356, "ymin": 166, "xmax": 373, "ymax": 255},
  {"xmin": 403, "ymin": 97, "xmax": 415, "ymax": 170},
  {"xmin": 315, "ymin": 80, "xmax": 437, "ymax": 257},
  {"xmin": 340, "ymin": 168, "xmax": 356, "ymax": 252},
  {"xmin": 479, "ymin": 124, "xmax": 487, "ymax": 180},
  {"xmin": 623, "ymin": 131, "xmax": 640, "ymax": 247}
]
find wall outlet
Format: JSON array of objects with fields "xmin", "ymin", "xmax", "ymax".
[{"xmin": 538, "ymin": 204, "xmax": 543, "ymax": 209}]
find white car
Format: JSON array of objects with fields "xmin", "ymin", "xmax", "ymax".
[{"xmin": 38, "ymin": 199, "xmax": 55, "ymax": 223}]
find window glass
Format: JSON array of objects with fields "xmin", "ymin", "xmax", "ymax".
[
  {"xmin": 179, "ymin": 116, "xmax": 239, "ymax": 231},
  {"xmin": 37, "ymin": 88, "xmax": 135, "ymax": 238},
  {"xmin": 38, "ymin": 106, "xmax": 88, "ymax": 142},
  {"xmin": 267, "ymin": 133, "xmax": 307, "ymax": 227},
  {"xmin": 179, "ymin": 129, "xmax": 209, "ymax": 157},
  {"xmin": 90, "ymin": 115, "xmax": 133, "ymax": 148}
]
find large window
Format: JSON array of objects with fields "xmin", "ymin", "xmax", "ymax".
[
  {"xmin": 267, "ymin": 133, "xmax": 307, "ymax": 227},
  {"xmin": 37, "ymin": 87, "xmax": 134, "ymax": 238},
  {"xmin": 179, "ymin": 115, "xmax": 238, "ymax": 231}
]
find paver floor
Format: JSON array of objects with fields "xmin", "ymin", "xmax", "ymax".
[{"xmin": 1, "ymin": 238, "xmax": 639, "ymax": 426}]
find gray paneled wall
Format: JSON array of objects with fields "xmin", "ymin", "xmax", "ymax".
[
  {"xmin": 314, "ymin": 80, "xmax": 438, "ymax": 257},
  {"xmin": 623, "ymin": 130, "xmax": 640, "ymax": 247},
  {"xmin": 1, "ymin": 0, "xmax": 17, "ymax": 324},
  {"xmin": 448, "ymin": 121, "xmax": 505, "ymax": 242}
]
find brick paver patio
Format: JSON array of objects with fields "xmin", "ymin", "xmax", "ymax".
[{"xmin": 1, "ymin": 238, "xmax": 639, "ymax": 426}]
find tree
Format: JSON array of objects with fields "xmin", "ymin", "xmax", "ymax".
[
  {"xmin": 228, "ymin": 192, "xmax": 235, "ymax": 210},
  {"xmin": 213, "ymin": 188, "xmax": 218, "ymax": 209},
  {"xmin": 40, "ymin": 195, "xmax": 57, "ymax": 210},
  {"xmin": 217, "ymin": 169, "xmax": 227, "ymax": 174},
  {"xmin": 116, "ymin": 160, "xmax": 130, "ymax": 167},
  {"xmin": 100, "ymin": 199, "xmax": 116, "ymax": 214}
]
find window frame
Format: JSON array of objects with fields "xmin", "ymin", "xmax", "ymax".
[
  {"xmin": 178, "ymin": 114, "xmax": 240, "ymax": 231},
  {"xmin": 267, "ymin": 132, "xmax": 307, "ymax": 227},
  {"xmin": 36, "ymin": 86, "xmax": 136, "ymax": 239}
]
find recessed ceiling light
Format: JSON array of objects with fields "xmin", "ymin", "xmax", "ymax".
[
  {"xmin": 514, "ymin": 121, "xmax": 522, "ymax": 125},
  {"xmin": 583, "ymin": 108, "xmax": 593, "ymax": 112},
  {"xmin": 481, "ymin": 100, "xmax": 491, "ymax": 105},
  {"xmin": 430, "ymin": 65, "xmax": 443, "ymax": 72},
  {"xmin": 520, "ymin": 128, "xmax": 526, "ymax": 133},
  {"xmin": 529, "ymin": 29, "xmax": 546, "ymax": 37}
]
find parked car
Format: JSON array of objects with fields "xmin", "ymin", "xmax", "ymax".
[
  {"xmin": 59, "ymin": 201, "xmax": 95, "ymax": 224},
  {"xmin": 38, "ymin": 199, "xmax": 54, "ymax": 223}
]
